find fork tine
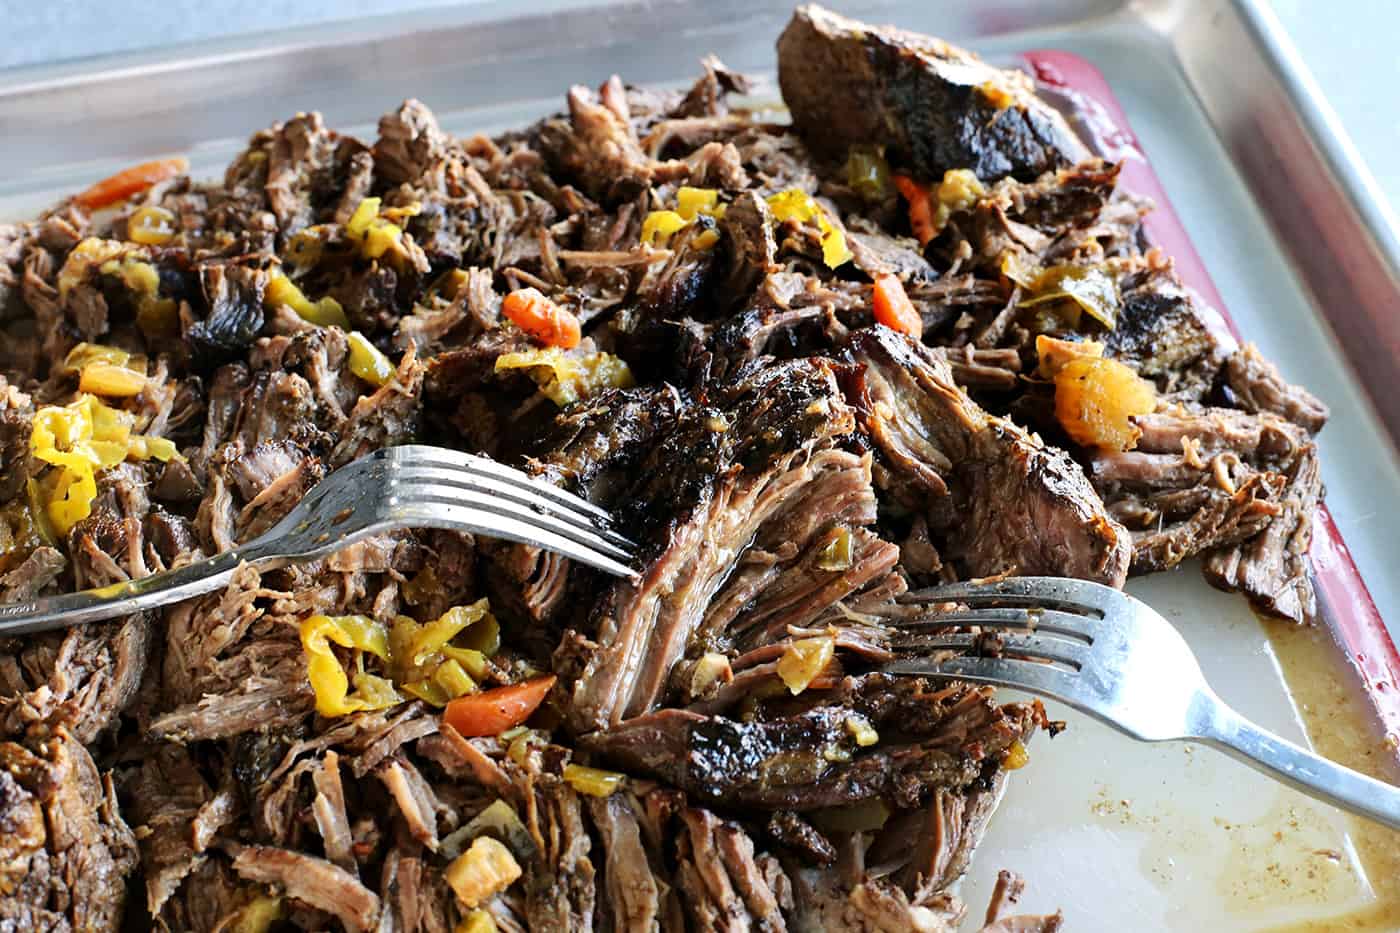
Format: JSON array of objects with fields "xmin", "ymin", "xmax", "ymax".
[
  {"xmin": 897, "ymin": 577, "xmax": 1118, "ymax": 617},
  {"xmin": 884, "ymin": 654, "xmax": 1083, "ymax": 705},
  {"xmin": 394, "ymin": 501, "xmax": 637, "ymax": 578},
  {"xmin": 888, "ymin": 632, "xmax": 1090, "ymax": 669},
  {"xmin": 409, "ymin": 485, "xmax": 635, "ymax": 563},
  {"xmin": 889, "ymin": 608, "xmax": 1098, "ymax": 642},
  {"xmin": 395, "ymin": 464, "xmax": 635, "ymax": 550},
  {"xmin": 393, "ymin": 445, "xmax": 616, "ymax": 522}
]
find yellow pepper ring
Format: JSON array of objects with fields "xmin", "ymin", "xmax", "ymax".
[
  {"xmin": 765, "ymin": 189, "xmax": 851, "ymax": 269},
  {"xmin": 301, "ymin": 603, "xmax": 501, "ymax": 717}
]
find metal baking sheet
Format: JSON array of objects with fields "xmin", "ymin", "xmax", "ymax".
[{"xmin": 3, "ymin": 1, "xmax": 1398, "ymax": 928}]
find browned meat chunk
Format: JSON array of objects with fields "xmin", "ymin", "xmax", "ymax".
[
  {"xmin": 1223, "ymin": 342, "xmax": 1329, "ymax": 433},
  {"xmin": 1103, "ymin": 258, "xmax": 1232, "ymax": 400},
  {"xmin": 848, "ymin": 326, "xmax": 1130, "ymax": 585},
  {"xmin": 777, "ymin": 5, "xmax": 1089, "ymax": 182},
  {"xmin": 0, "ymin": 721, "xmax": 138, "ymax": 932},
  {"xmin": 584, "ymin": 676, "xmax": 1038, "ymax": 812}
]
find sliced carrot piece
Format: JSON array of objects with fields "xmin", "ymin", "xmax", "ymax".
[
  {"xmin": 892, "ymin": 174, "xmax": 936, "ymax": 247},
  {"xmin": 501, "ymin": 288, "xmax": 581, "ymax": 349},
  {"xmin": 871, "ymin": 273, "xmax": 923, "ymax": 340},
  {"xmin": 443, "ymin": 675, "xmax": 557, "ymax": 737},
  {"xmin": 74, "ymin": 157, "xmax": 189, "ymax": 211}
]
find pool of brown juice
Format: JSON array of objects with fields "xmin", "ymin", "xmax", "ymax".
[{"xmin": 1255, "ymin": 617, "xmax": 1400, "ymax": 932}]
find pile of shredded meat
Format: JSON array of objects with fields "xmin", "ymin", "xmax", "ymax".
[{"xmin": 0, "ymin": 5, "xmax": 1326, "ymax": 930}]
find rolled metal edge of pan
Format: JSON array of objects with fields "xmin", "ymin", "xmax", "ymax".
[{"xmin": 1166, "ymin": 0, "xmax": 1400, "ymax": 459}]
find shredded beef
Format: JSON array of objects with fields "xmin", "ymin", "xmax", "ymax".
[
  {"xmin": 232, "ymin": 845, "xmax": 382, "ymax": 932},
  {"xmin": 847, "ymin": 327, "xmax": 1130, "ymax": 585},
  {"xmin": 0, "ymin": 721, "xmax": 137, "ymax": 932},
  {"xmin": 0, "ymin": 6, "xmax": 1341, "ymax": 929}
]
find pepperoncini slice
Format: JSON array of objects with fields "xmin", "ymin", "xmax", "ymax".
[
  {"xmin": 977, "ymin": 79, "xmax": 1017, "ymax": 110},
  {"xmin": 44, "ymin": 466, "xmax": 97, "ymax": 538},
  {"xmin": 58, "ymin": 238, "xmax": 126, "ymax": 299},
  {"xmin": 400, "ymin": 566, "xmax": 439, "ymax": 606},
  {"xmin": 676, "ymin": 187, "xmax": 723, "ymax": 220},
  {"xmin": 641, "ymin": 210, "xmax": 687, "ymax": 248},
  {"xmin": 408, "ymin": 600, "xmax": 491, "ymax": 667},
  {"xmin": 1018, "ymin": 264, "xmax": 1120, "ymax": 330},
  {"xmin": 442, "ymin": 646, "xmax": 491, "ymax": 681},
  {"xmin": 817, "ymin": 214, "xmax": 852, "ymax": 268},
  {"xmin": 433, "ymin": 658, "xmax": 479, "ymax": 698},
  {"xmin": 265, "ymin": 269, "xmax": 348, "ymax": 328},
  {"xmin": 494, "ymin": 348, "xmax": 635, "ymax": 407},
  {"xmin": 346, "ymin": 331, "xmax": 395, "ymax": 387},
  {"xmin": 79, "ymin": 363, "xmax": 147, "ymax": 397},
  {"xmin": 228, "ymin": 895, "xmax": 285, "ymax": 933},
  {"xmin": 845, "ymin": 714, "xmax": 879, "ymax": 747},
  {"xmin": 644, "ymin": 188, "xmax": 726, "ymax": 250},
  {"xmin": 305, "ymin": 602, "xmax": 505, "ymax": 717},
  {"xmin": 455, "ymin": 910, "xmax": 498, "ymax": 933},
  {"xmin": 346, "ymin": 197, "xmax": 381, "ymax": 239},
  {"xmin": 999, "ymin": 249, "xmax": 1042, "ymax": 289},
  {"xmin": 777, "ymin": 635, "xmax": 836, "ymax": 695},
  {"xmin": 506, "ymin": 728, "xmax": 544, "ymax": 766},
  {"xmin": 765, "ymin": 189, "xmax": 851, "ymax": 269},
  {"xmin": 446, "ymin": 837, "xmax": 522, "ymax": 910},
  {"xmin": 285, "ymin": 227, "xmax": 329, "ymax": 268},
  {"xmin": 563, "ymin": 764, "xmax": 626, "ymax": 797},
  {"xmin": 337, "ymin": 614, "xmax": 393, "ymax": 659},
  {"xmin": 23, "ymin": 481, "xmax": 58, "ymax": 548},
  {"xmin": 346, "ymin": 197, "xmax": 410, "ymax": 260},
  {"xmin": 815, "ymin": 527, "xmax": 854, "ymax": 571},
  {"xmin": 61, "ymin": 343, "xmax": 133, "ymax": 373},
  {"xmin": 456, "ymin": 612, "xmax": 500, "ymax": 656},
  {"xmin": 401, "ymin": 679, "xmax": 453, "ymax": 707},
  {"xmin": 126, "ymin": 435, "xmax": 179, "ymax": 462},
  {"xmin": 931, "ymin": 169, "xmax": 987, "ymax": 234},
  {"xmin": 844, "ymin": 146, "xmax": 891, "ymax": 202},
  {"xmin": 100, "ymin": 255, "xmax": 161, "ymax": 302},
  {"xmin": 59, "ymin": 239, "xmax": 178, "ymax": 338},
  {"xmin": 138, "ymin": 297, "xmax": 181, "ymax": 339},
  {"xmin": 352, "ymin": 670, "xmax": 403, "ymax": 708},
  {"xmin": 381, "ymin": 201, "xmax": 423, "ymax": 223},
  {"xmin": 300, "ymin": 614, "xmax": 399, "ymax": 717},
  {"xmin": 1003, "ymin": 739, "xmax": 1030, "ymax": 770},
  {"xmin": 128, "ymin": 205, "xmax": 177, "ymax": 246},
  {"xmin": 362, "ymin": 223, "xmax": 402, "ymax": 260},
  {"xmin": 765, "ymin": 189, "xmax": 815, "ymax": 224},
  {"xmin": 29, "ymin": 394, "xmax": 176, "ymax": 536}
]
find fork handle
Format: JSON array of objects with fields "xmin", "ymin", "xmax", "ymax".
[
  {"xmin": 0, "ymin": 541, "xmax": 281, "ymax": 637},
  {"xmin": 1193, "ymin": 691, "xmax": 1400, "ymax": 831}
]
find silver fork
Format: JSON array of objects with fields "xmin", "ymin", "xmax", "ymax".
[
  {"xmin": 883, "ymin": 576, "xmax": 1400, "ymax": 830},
  {"xmin": 0, "ymin": 444, "xmax": 637, "ymax": 637}
]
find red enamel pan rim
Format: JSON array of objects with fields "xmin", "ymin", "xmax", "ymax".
[{"xmin": 1021, "ymin": 49, "xmax": 1400, "ymax": 753}]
